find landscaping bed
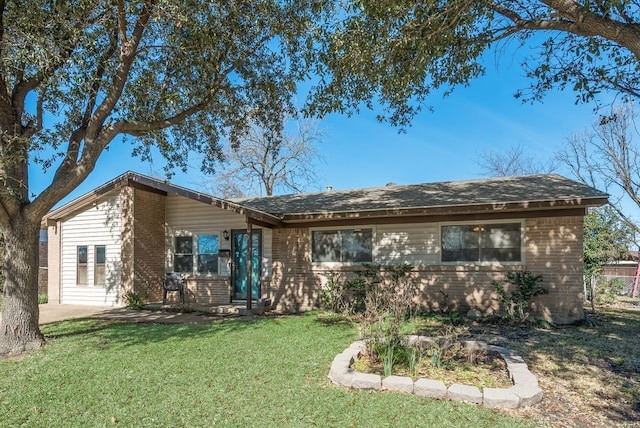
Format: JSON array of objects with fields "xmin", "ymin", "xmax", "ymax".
[{"xmin": 352, "ymin": 336, "xmax": 512, "ymax": 389}]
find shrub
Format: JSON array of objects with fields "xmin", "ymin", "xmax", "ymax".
[
  {"xmin": 319, "ymin": 271, "xmax": 344, "ymax": 312},
  {"xmin": 124, "ymin": 291, "xmax": 145, "ymax": 310},
  {"xmin": 595, "ymin": 277, "xmax": 626, "ymax": 304},
  {"xmin": 493, "ymin": 271, "xmax": 547, "ymax": 322},
  {"xmin": 358, "ymin": 263, "xmax": 415, "ymax": 374},
  {"xmin": 38, "ymin": 293, "xmax": 48, "ymax": 304},
  {"xmin": 320, "ymin": 263, "xmax": 416, "ymax": 375},
  {"xmin": 319, "ymin": 270, "xmax": 366, "ymax": 314}
]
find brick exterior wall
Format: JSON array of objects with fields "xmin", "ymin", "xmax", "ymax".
[
  {"xmin": 120, "ymin": 187, "xmax": 135, "ymax": 298},
  {"xmin": 46, "ymin": 223, "xmax": 61, "ymax": 304},
  {"xmin": 524, "ymin": 215, "xmax": 585, "ymax": 324},
  {"xmin": 121, "ymin": 186, "xmax": 166, "ymax": 302},
  {"xmin": 38, "ymin": 241, "xmax": 48, "ymax": 295},
  {"xmin": 180, "ymin": 277, "xmax": 231, "ymax": 305},
  {"xmin": 268, "ymin": 215, "xmax": 586, "ymax": 324},
  {"xmin": 133, "ymin": 188, "xmax": 166, "ymax": 301},
  {"xmin": 270, "ymin": 227, "xmax": 322, "ymax": 312}
]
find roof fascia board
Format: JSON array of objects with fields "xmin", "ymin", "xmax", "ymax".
[
  {"xmin": 280, "ymin": 207, "xmax": 589, "ymax": 228},
  {"xmin": 279, "ymin": 198, "xmax": 608, "ymax": 223}
]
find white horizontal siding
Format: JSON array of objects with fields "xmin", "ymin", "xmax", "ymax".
[
  {"xmin": 165, "ymin": 196, "xmax": 272, "ymax": 277},
  {"xmin": 375, "ymin": 223, "xmax": 439, "ymax": 266},
  {"xmin": 60, "ymin": 196, "xmax": 122, "ymax": 306},
  {"xmin": 59, "ymin": 286, "xmax": 119, "ymax": 306}
]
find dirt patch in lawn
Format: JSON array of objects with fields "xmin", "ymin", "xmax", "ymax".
[{"xmin": 468, "ymin": 302, "xmax": 640, "ymax": 427}]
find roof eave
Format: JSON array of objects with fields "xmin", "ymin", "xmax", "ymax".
[{"xmin": 279, "ymin": 197, "xmax": 609, "ymax": 223}]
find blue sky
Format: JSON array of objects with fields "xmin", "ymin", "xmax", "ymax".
[{"xmin": 29, "ymin": 46, "xmax": 613, "ymax": 214}]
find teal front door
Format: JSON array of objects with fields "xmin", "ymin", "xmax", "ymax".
[{"xmin": 232, "ymin": 230, "xmax": 261, "ymax": 300}]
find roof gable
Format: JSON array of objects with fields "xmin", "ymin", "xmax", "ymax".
[{"xmin": 42, "ymin": 171, "xmax": 283, "ymax": 227}]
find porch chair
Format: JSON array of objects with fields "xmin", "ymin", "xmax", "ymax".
[{"xmin": 163, "ymin": 272, "xmax": 185, "ymax": 305}]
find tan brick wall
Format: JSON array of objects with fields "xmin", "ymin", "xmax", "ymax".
[
  {"xmin": 47, "ymin": 223, "xmax": 61, "ymax": 304},
  {"xmin": 120, "ymin": 187, "xmax": 135, "ymax": 298},
  {"xmin": 270, "ymin": 227, "xmax": 321, "ymax": 312},
  {"xmin": 132, "ymin": 188, "xmax": 166, "ymax": 301},
  {"xmin": 269, "ymin": 215, "xmax": 586, "ymax": 323},
  {"xmin": 38, "ymin": 241, "xmax": 48, "ymax": 295},
  {"xmin": 181, "ymin": 277, "xmax": 231, "ymax": 305},
  {"xmin": 121, "ymin": 186, "xmax": 166, "ymax": 303},
  {"xmin": 524, "ymin": 215, "xmax": 584, "ymax": 323}
]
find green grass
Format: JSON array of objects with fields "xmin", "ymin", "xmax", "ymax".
[
  {"xmin": 0, "ymin": 293, "xmax": 47, "ymax": 307},
  {"xmin": 0, "ymin": 312, "xmax": 533, "ymax": 427}
]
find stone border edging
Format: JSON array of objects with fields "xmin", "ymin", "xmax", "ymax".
[{"xmin": 328, "ymin": 336, "xmax": 543, "ymax": 409}]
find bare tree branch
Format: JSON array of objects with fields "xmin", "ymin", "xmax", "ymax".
[
  {"xmin": 477, "ymin": 143, "xmax": 558, "ymax": 177},
  {"xmin": 204, "ymin": 112, "xmax": 325, "ymax": 197},
  {"xmin": 556, "ymin": 102, "xmax": 640, "ymax": 237}
]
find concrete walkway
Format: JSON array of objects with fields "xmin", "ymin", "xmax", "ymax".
[{"xmin": 37, "ymin": 303, "xmax": 234, "ymax": 325}]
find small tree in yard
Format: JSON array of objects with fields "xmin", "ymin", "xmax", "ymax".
[
  {"xmin": 477, "ymin": 143, "xmax": 558, "ymax": 178},
  {"xmin": 0, "ymin": 1, "xmax": 324, "ymax": 356},
  {"xmin": 583, "ymin": 206, "xmax": 634, "ymax": 309}
]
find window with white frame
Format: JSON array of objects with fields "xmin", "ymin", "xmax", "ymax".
[
  {"xmin": 174, "ymin": 236, "xmax": 194, "ymax": 273},
  {"xmin": 441, "ymin": 222, "xmax": 522, "ymax": 263},
  {"xmin": 77, "ymin": 245, "xmax": 88, "ymax": 285},
  {"xmin": 197, "ymin": 235, "xmax": 219, "ymax": 274},
  {"xmin": 94, "ymin": 245, "xmax": 106, "ymax": 286},
  {"xmin": 312, "ymin": 228, "xmax": 373, "ymax": 263},
  {"xmin": 174, "ymin": 234, "xmax": 220, "ymax": 274}
]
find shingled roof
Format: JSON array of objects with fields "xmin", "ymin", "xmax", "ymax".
[
  {"xmin": 234, "ymin": 174, "xmax": 608, "ymax": 221},
  {"xmin": 43, "ymin": 172, "xmax": 608, "ymax": 228}
]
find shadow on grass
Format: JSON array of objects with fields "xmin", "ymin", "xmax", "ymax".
[
  {"xmin": 43, "ymin": 312, "xmax": 307, "ymax": 350},
  {"xmin": 43, "ymin": 319, "xmax": 116, "ymax": 339},
  {"xmin": 469, "ymin": 303, "xmax": 640, "ymax": 426},
  {"xmin": 313, "ymin": 312, "xmax": 357, "ymax": 328}
]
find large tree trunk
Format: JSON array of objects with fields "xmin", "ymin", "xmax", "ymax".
[{"xmin": 0, "ymin": 215, "xmax": 45, "ymax": 356}]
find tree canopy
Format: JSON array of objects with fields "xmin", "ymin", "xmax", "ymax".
[
  {"xmin": 3, "ymin": 0, "xmax": 321, "ymax": 224},
  {"xmin": 584, "ymin": 206, "xmax": 633, "ymax": 277},
  {"xmin": 308, "ymin": 1, "xmax": 640, "ymax": 126},
  {"xmin": 0, "ymin": 0, "xmax": 324, "ymax": 355}
]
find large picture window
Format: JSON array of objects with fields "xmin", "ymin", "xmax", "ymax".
[
  {"xmin": 441, "ymin": 222, "xmax": 522, "ymax": 263},
  {"xmin": 174, "ymin": 236, "xmax": 194, "ymax": 273},
  {"xmin": 312, "ymin": 229, "xmax": 373, "ymax": 263},
  {"xmin": 197, "ymin": 235, "xmax": 219, "ymax": 274},
  {"xmin": 77, "ymin": 245, "xmax": 88, "ymax": 285}
]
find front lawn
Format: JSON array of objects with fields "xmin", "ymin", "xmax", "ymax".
[{"xmin": 0, "ymin": 313, "xmax": 532, "ymax": 427}]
